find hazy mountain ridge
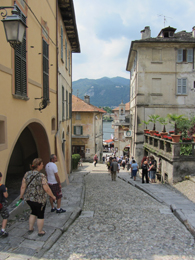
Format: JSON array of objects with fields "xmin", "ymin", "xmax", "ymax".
[{"xmin": 72, "ymin": 76, "xmax": 130, "ymax": 107}]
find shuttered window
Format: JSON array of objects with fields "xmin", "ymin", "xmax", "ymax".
[
  {"xmin": 177, "ymin": 78, "xmax": 187, "ymax": 94},
  {"xmin": 69, "ymin": 92, "xmax": 72, "ymax": 119},
  {"xmin": 62, "ymin": 86, "xmax": 65, "ymax": 121},
  {"xmin": 61, "ymin": 27, "xmax": 63, "ymax": 60},
  {"xmin": 43, "ymin": 39, "xmax": 49, "ymax": 100},
  {"xmin": 15, "ymin": 6, "xmax": 27, "ymax": 97},
  {"xmin": 66, "ymin": 90, "xmax": 68, "ymax": 119},
  {"xmin": 74, "ymin": 126, "xmax": 83, "ymax": 135},
  {"xmin": 177, "ymin": 48, "xmax": 193, "ymax": 62},
  {"xmin": 65, "ymin": 39, "xmax": 67, "ymax": 68}
]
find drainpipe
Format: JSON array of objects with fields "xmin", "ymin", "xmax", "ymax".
[{"xmin": 55, "ymin": 0, "xmax": 59, "ymax": 155}]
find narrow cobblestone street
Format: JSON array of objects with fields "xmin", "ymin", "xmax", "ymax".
[{"xmin": 42, "ymin": 164, "xmax": 195, "ymax": 260}]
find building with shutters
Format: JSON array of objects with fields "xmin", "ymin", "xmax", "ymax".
[
  {"xmin": 0, "ymin": 0, "xmax": 80, "ymax": 199},
  {"xmin": 126, "ymin": 25, "xmax": 195, "ymax": 164},
  {"xmin": 72, "ymin": 95, "xmax": 106, "ymax": 162}
]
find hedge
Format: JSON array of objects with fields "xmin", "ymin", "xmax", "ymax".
[{"xmin": 72, "ymin": 154, "xmax": 81, "ymax": 170}]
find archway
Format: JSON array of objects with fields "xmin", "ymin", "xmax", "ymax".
[{"xmin": 6, "ymin": 122, "xmax": 50, "ymax": 204}]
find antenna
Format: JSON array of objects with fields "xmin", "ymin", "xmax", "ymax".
[{"xmin": 158, "ymin": 14, "xmax": 172, "ymax": 27}]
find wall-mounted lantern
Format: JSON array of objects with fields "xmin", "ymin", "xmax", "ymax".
[{"xmin": 0, "ymin": 5, "xmax": 27, "ymax": 49}]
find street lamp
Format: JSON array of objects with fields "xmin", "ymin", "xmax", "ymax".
[{"xmin": 0, "ymin": 5, "xmax": 27, "ymax": 49}]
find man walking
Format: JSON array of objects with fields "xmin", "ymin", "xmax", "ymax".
[
  {"xmin": 45, "ymin": 154, "xmax": 66, "ymax": 213},
  {"xmin": 110, "ymin": 158, "xmax": 118, "ymax": 181}
]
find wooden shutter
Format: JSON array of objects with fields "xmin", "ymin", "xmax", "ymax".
[
  {"xmin": 61, "ymin": 27, "xmax": 63, "ymax": 60},
  {"xmin": 187, "ymin": 49, "xmax": 193, "ymax": 62},
  {"xmin": 182, "ymin": 79, "xmax": 187, "ymax": 94},
  {"xmin": 74, "ymin": 126, "xmax": 76, "ymax": 134},
  {"xmin": 62, "ymin": 86, "xmax": 65, "ymax": 120},
  {"xmin": 66, "ymin": 90, "xmax": 68, "ymax": 119},
  {"xmin": 43, "ymin": 39, "xmax": 49, "ymax": 100},
  {"xmin": 177, "ymin": 49, "xmax": 183, "ymax": 62},
  {"xmin": 15, "ymin": 6, "xmax": 27, "ymax": 96},
  {"xmin": 81, "ymin": 126, "xmax": 83, "ymax": 135},
  {"xmin": 177, "ymin": 79, "xmax": 182, "ymax": 94},
  {"xmin": 65, "ymin": 39, "xmax": 67, "ymax": 68},
  {"xmin": 69, "ymin": 93, "xmax": 71, "ymax": 118}
]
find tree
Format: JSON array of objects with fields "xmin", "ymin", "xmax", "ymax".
[
  {"xmin": 158, "ymin": 117, "xmax": 168, "ymax": 133},
  {"xmin": 148, "ymin": 115, "xmax": 160, "ymax": 131},
  {"xmin": 167, "ymin": 114, "xmax": 186, "ymax": 135}
]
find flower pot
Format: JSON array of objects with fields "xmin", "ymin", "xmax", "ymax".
[
  {"xmin": 192, "ymin": 136, "xmax": 195, "ymax": 142},
  {"xmin": 144, "ymin": 129, "xmax": 148, "ymax": 134},
  {"xmin": 171, "ymin": 134, "xmax": 181, "ymax": 143},
  {"xmin": 160, "ymin": 132, "xmax": 168, "ymax": 139},
  {"xmin": 150, "ymin": 130, "xmax": 156, "ymax": 136}
]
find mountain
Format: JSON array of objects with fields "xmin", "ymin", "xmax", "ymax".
[{"xmin": 72, "ymin": 76, "xmax": 130, "ymax": 107}]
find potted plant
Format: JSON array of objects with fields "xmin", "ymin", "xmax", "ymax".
[
  {"xmin": 167, "ymin": 113, "xmax": 185, "ymax": 142},
  {"xmin": 140, "ymin": 120, "xmax": 150, "ymax": 134},
  {"xmin": 158, "ymin": 117, "xmax": 168, "ymax": 138},
  {"xmin": 148, "ymin": 115, "xmax": 160, "ymax": 135},
  {"xmin": 192, "ymin": 134, "xmax": 195, "ymax": 142}
]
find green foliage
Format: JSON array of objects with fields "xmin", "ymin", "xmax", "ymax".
[
  {"xmin": 72, "ymin": 154, "xmax": 81, "ymax": 170},
  {"xmin": 167, "ymin": 114, "xmax": 186, "ymax": 135},
  {"xmin": 180, "ymin": 143, "xmax": 192, "ymax": 156},
  {"xmin": 139, "ymin": 120, "xmax": 150, "ymax": 129},
  {"xmin": 148, "ymin": 115, "xmax": 160, "ymax": 130},
  {"xmin": 102, "ymin": 106, "xmax": 112, "ymax": 113},
  {"xmin": 158, "ymin": 117, "xmax": 168, "ymax": 132}
]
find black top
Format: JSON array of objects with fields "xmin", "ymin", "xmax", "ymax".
[{"xmin": 0, "ymin": 184, "xmax": 6, "ymax": 203}]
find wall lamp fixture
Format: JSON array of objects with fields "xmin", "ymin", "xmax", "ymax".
[{"xmin": 0, "ymin": 5, "xmax": 27, "ymax": 49}]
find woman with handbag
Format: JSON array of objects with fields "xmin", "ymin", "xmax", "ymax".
[{"xmin": 20, "ymin": 158, "xmax": 56, "ymax": 236}]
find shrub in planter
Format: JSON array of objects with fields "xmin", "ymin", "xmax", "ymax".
[{"xmin": 72, "ymin": 154, "xmax": 81, "ymax": 170}]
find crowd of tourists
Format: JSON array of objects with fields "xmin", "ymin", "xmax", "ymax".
[{"xmin": 105, "ymin": 154, "xmax": 157, "ymax": 183}]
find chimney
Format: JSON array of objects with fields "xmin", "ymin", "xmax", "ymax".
[
  {"xmin": 84, "ymin": 95, "xmax": 90, "ymax": 104},
  {"xmin": 192, "ymin": 26, "xmax": 195, "ymax": 38},
  {"xmin": 140, "ymin": 26, "xmax": 151, "ymax": 39}
]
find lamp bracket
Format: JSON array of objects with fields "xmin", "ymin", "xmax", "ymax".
[
  {"xmin": 0, "ymin": 6, "xmax": 16, "ymax": 18},
  {"xmin": 35, "ymin": 97, "xmax": 48, "ymax": 113}
]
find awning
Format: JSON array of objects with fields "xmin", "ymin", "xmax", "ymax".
[{"xmin": 104, "ymin": 139, "xmax": 114, "ymax": 144}]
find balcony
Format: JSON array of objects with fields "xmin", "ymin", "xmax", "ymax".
[{"xmin": 144, "ymin": 133, "xmax": 195, "ymax": 184}]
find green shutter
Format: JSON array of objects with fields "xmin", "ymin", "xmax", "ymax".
[
  {"xmin": 43, "ymin": 39, "xmax": 49, "ymax": 100},
  {"xmin": 69, "ymin": 93, "xmax": 72, "ymax": 118},
  {"xmin": 81, "ymin": 126, "xmax": 83, "ymax": 135},
  {"xmin": 74, "ymin": 126, "xmax": 76, "ymax": 134}
]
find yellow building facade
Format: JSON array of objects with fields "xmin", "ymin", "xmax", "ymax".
[{"xmin": 0, "ymin": 0, "xmax": 80, "ymax": 196}]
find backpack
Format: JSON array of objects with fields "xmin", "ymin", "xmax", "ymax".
[
  {"xmin": 142, "ymin": 163, "xmax": 147, "ymax": 170},
  {"xmin": 152, "ymin": 160, "xmax": 157, "ymax": 171}
]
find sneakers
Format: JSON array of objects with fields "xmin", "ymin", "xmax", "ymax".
[
  {"xmin": 51, "ymin": 207, "xmax": 57, "ymax": 212},
  {"xmin": 56, "ymin": 208, "xmax": 66, "ymax": 213},
  {"xmin": 0, "ymin": 230, "xmax": 8, "ymax": 238}
]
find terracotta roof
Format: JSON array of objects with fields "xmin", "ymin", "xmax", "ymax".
[
  {"xmin": 72, "ymin": 95, "xmax": 106, "ymax": 113},
  {"xmin": 112, "ymin": 102, "xmax": 130, "ymax": 111}
]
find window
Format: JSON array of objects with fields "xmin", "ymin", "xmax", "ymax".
[
  {"xmin": 86, "ymin": 148, "xmax": 90, "ymax": 153},
  {"xmin": 51, "ymin": 117, "xmax": 55, "ymax": 132},
  {"xmin": 0, "ymin": 115, "xmax": 7, "ymax": 151},
  {"xmin": 177, "ymin": 49, "xmax": 193, "ymax": 62},
  {"xmin": 61, "ymin": 27, "xmax": 63, "ymax": 60},
  {"xmin": 76, "ymin": 113, "xmax": 81, "ymax": 120},
  {"xmin": 74, "ymin": 126, "xmax": 83, "ymax": 135},
  {"xmin": 68, "ymin": 50, "xmax": 71, "ymax": 74},
  {"xmin": 62, "ymin": 86, "xmax": 65, "ymax": 121},
  {"xmin": 66, "ymin": 90, "xmax": 68, "ymax": 119},
  {"xmin": 65, "ymin": 39, "xmax": 67, "ymax": 68},
  {"xmin": 15, "ymin": 5, "xmax": 27, "ymax": 97},
  {"xmin": 177, "ymin": 78, "xmax": 187, "ymax": 94},
  {"xmin": 69, "ymin": 92, "xmax": 72, "ymax": 119},
  {"xmin": 43, "ymin": 39, "xmax": 49, "ymax": 100}
]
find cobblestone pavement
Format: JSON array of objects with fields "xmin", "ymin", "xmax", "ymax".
[{"xmin": 42, "ymin": 165, "xmax": 195, "ymax": 260}]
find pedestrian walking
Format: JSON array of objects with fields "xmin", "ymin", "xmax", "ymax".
[
  {"xmin": 148, "ymin": 156, "xmax": 157, "ymax": 183},
  {"xmin": 121, "ymin": 158, "xmax": 126, "ymax": 170},
  {"xmin": 0, "ymin": 172, "xmax": 9, "ymax": 238},
  {"xmin": 141, "ymin": 157, "xmax": 149, "ymax": 183},
  {"xmin": 93, "ymin": 154, "xmax": 98, "ymax": 167},
  {"xmin": 20, "ymin": 158, "xmax": 56, "ymax": 236},
  {"xmin": 45, "ymin": 154, "xmax": 66, "ymax": 213},
  {"xmin": 110, "ymin": 158, "xmax": 118, "ymax": 181},
  {"xmin": 130, "ymin": 156, "xmax": 134, "ymax": 178},
  {"xmin": 131, "ymin": 159, "xmax": 139, "ymax": 181}
]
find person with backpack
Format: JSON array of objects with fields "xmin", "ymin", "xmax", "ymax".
[
  {"xmin": 148, "ymin": 156, "xmax": 157, "ymax": 183},
  {"xmin": 141, "ymin": 156, "xmax": 149, "ymax": 183}
]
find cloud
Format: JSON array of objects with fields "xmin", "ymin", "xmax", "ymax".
[{"xmin": 72, "ymin": 0, "xmax": 195, "ymax": 81}]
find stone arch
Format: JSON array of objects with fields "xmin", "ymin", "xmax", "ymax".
[{"xmin": 5, "ymin": 120, "xmax": 50, "ymax": 203}]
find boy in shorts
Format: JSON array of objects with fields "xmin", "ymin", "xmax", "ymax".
[{"xmin": 0, "ymin": 172, "xmax": 9, "ymax": 238}]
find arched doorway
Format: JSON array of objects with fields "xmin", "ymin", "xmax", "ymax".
[{"xmin": 6, "ymin": 122, "xmax": 50, "ymax": 204}]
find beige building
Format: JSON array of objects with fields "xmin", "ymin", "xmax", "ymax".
[
  {"xmin": 72, "ymin": 95, "xmax": 106, "ymax": 162},
  {"xmin": 126, "ymin": 26, "xmax": 195, "ymax": 164},
  {"xmin": 112, "ymin": 101, "xmax": 130, "ymax": 157},
  {"xmin": 0, "ymin": 0, "xmax": 80, "ymax": 198}
]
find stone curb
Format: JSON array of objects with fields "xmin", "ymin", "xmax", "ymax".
[{"xmin": 170, "ymin": 204, "xmax": 195, "ymax": 238}]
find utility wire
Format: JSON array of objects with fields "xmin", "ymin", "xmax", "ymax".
[{"xmin": 22, "ymin": 0, "xmax": 57, "ymax": 47}]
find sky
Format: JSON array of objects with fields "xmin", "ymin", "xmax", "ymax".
[{"xmin": 72, "ymin": 0, "xmax": 195, "ymax": 82}]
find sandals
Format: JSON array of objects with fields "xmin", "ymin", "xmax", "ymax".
[
  {"xmin": 28, "ymin": 229, "xmax": 34, "ymax": 234},
  {"xmin": 38, "ymin": 230, "xmax": 46, "ymax": 236}
]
